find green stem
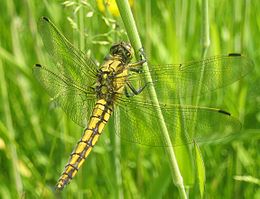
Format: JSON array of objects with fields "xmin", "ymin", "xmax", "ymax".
[
  {"xmin": 201, "ymin": 0, "xmax": 210, "ymax": 58},
  {"xmin": 0, "ymin": 55, "xmax": 23, "ymax": 198},
  {"xmin": 191, "ymin": 1, "xmax": 210, "ymax": 196},
  {"xmin": 115, "ymin": 0, "xmax": 187, "ymax": 198},
  {"xmin": 114, "ymin": 106, "xmax": 124, "ymax": 199},
  {"xmin": 193, "ymin": 0, "xmax": 210, "ymax": 108}
]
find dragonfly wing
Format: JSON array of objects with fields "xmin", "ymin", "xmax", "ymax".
[
  {"xmin": 114, "ymin": 93, "xmax": 241, "ymax": 147},
  {"xmin": 33, "ymin": 64, "xmax": 96, "ymax": 127},
  {"xmin": 38, "ymin": 17, "xmax": 97, "ymax": 87},
  {"xmin": 127, "ymin": 54, "xmax": 254, "ymax": 101}
]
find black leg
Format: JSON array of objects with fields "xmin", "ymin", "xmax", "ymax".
[
  {"xmin": 124, "ymin": 87, "xmax": 132, "ymax": 98},
  {"xmin": 125, "ymin": 81, "xmax": 148, "ymax": 97},
  {"xmin": 129, "ymin": 67, "xmax": 143, "ymax": 74},
  {"xmin": 128, "ymin": 59, "xmax": 146, "ymax": 68},
  {"xmin": 124, "ymin": 47, "xmax": 148, "ymax": 98}
]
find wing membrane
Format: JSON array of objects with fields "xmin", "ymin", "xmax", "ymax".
[
  {"xmin": 114, "ymin": 94, "xmax": 241, "ymax": 147},
  {"xmin": 33, "ymin": 64, "xmax": 96, "ymax": 127},
  {"xmin": 126, "ymin": 54, "xmax": 254, "ymax": 102},
  {"xmin": 113, "ymin": 54, "xmax": 250, "ymax": 146},
  {"xmin": 38, "ymin": 17, "xmax": 97, "ymax": 87}
]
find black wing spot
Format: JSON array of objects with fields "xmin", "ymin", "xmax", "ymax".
[
  {"xmin": 42, "ymin": 16, "xmax": 49, "ymax": 22},
  {"xmin": 218, "ymin": 109, "xmax": 231, "ymax": 116},
  {"xmin": 35, "ymin": 64, "xmax": 42, "ymax": 67},
  {"xmin": 228, "ymin": 53, "xmax": 241, "ymax": 57}
]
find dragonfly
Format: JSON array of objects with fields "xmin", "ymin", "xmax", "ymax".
[{"xmin": 33, "ymin": 17, "xmax": 254, "ymax": 190}]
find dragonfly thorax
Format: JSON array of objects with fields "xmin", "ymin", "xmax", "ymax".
[{"xmin": 95, "ymin": 52, "xmax": 129, "ymax": 103}]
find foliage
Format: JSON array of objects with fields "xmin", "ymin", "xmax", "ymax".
[{"xmin": 0, "ymin": 0, "xmax": 259, "ymax": 198}]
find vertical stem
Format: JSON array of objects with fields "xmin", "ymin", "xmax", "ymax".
[
  {"xmin": 0, "ymin": 57, "xmax": 23, "ymax": 198},
  {"xmin": 78, "ymin": 0, "xmax": 85, "ymax": 52},
  {"xmin": 114, "ymin": 107, "xmax": 124, "ymax": 199},
  {"xmin": 201, "ymin": 0, "xmax": 210, "ymax": 58},
  {"xmin": 193, "ymin": 0, "xmax": 210, "ymax": 106},
  {"xmin": 193, "ymin": 0, "xmax": 210, "ymax": 105},
  {"xmin": 115, "ymin": 0, "xmax": 187, "ymax": 198},
  {"xmin": 190, "ymin": 1, "xmax": 210, "ymax": 196}
]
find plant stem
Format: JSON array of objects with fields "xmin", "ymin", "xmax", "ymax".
[
  {"xmin": 201, "ymin": 0, "xmax": 210, "ymax": 58},
  {"xmin": 114, "ymin": 106, "xmax": 124, "ymax": 199},
  {"xmin": 192, "ymin": 1, "xmax": 210, "ymax": 196},
  {"xmin": 115, "ymin": 0, "xmax": 187, "ymax": 198},
  {"xmin": 0, "ymin": 56, "xmax": 23, "ymax": 198},
  {"xmin": 193, "ymin": 0, "xmax": 210, "ymax": 108}
]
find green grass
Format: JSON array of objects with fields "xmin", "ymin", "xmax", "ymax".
[{"xmin": 0, "ymin": 0, "xmax": 259, "ymax": 198}]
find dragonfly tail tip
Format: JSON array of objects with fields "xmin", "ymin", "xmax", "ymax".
[{"xmin": 55, "ymin": 183, "xmax": 64, "ymax": 191}]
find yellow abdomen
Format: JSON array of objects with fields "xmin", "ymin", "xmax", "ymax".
[{"xmin": 56, "ymin": 99, "xmax": 112, "ymax": 190}]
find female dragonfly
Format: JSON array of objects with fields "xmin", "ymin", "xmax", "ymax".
[{"xmin": 33, "ymin": 17, "xmax": 254, "ymax": 190}]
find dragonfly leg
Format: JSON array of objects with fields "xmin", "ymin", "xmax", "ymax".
[
  {"xmin": 128, "ymin": 59, "xmax": 146, "ymax": 68},
  {"xmin": 129, "ymin": 67, "xmax": 143, "ymax": 74},
  {"xmin": 124, "ymin": 88, "xmax": 132, "ymax": 98},
  {"xmin": 138, "ymin": 47, "xmax": 147, "ymax": 63},
  {"xmin": 128, "ymin": 47, "xmax": 147, "ymax": 68},
  {"xmin": 125, "ymin": 81, "xmax": 148, "ymax": 97}
]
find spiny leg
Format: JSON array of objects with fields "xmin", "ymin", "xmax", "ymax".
[
  {"xmin": 125, "ymin": 47, "xmax": 149, "ymax": 98},
  {"xmin": 125, "ymin": 81, "xmax": 149, "ymax": 97},
  {"xmin": 128, "ymin": 47, "xmax": 147, "ymax": 68}
]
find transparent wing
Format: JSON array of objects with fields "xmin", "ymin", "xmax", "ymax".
[
  {"xmin": 114, "ymin": 93, "xmax": 241, "ymax": 147},
  {"xmin": 38, "ymin": 17, "xmax": 98, "ymax": 87},
  {"xmin": 110, "ymin": 54, "xmax": 251, "ymax": 146},
  {"xmin": 126, "ymin": 54, "xmax": 254, "ymax": 102},
  {"xmin": 33, "ymin": 64, "xmax": 96, "ymax": 127}
]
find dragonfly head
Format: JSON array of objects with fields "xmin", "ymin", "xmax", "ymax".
[{"xmin": 110, "ymin": 42, "xmax": 133, "ymax": 64}]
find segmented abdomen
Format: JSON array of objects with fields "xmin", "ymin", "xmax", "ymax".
[{"xmin": 56, "ymin": 99, "xmax": 112, "ymax": 190}]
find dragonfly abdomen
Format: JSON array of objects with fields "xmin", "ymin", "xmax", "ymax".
[{"xmin": 56, "ymin": 99, "xmax": 113, "ymax": 190}]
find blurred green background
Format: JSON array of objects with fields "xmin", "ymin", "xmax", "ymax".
[{"xmin": 0, "ymin": 0, "xmax": 259, "ymax": 198}]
